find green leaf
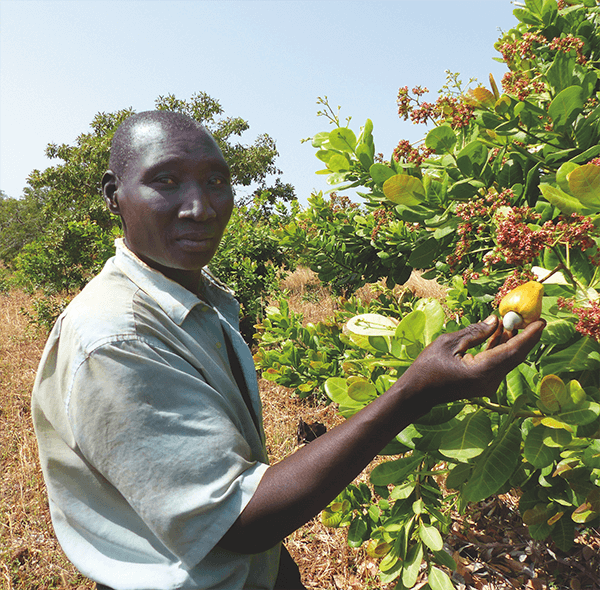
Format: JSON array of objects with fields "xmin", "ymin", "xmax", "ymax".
[
  {"xmin": 370, "ymin": 163, "xmax": 395, "ymax": 185},
  {"xmin": 390, "ymin": 481, "xmax": 417, "ymax": 500},
  {"xmin": 523, "ymin": 503, "xmax": 551, "ymax": 526},
  {"xmin": 546, "ymin": 51, "xmax": 578, "ymax": 94},
  {"xmin": 347, "ymin": 380, "xmax": 377, "ymax": 402},
  {"xmin": 346, "ymin": 313, "xmax": 398, "ymax": 337},
  {"xmin": 506, "ymin": 368, "xmax": 524, "ymax": 405},
  {"xmin": 556, "ymin": 161, "xmax": 580, "ymax": 193},
  {"xmin": 513, "ymin": 8, "xmax": 541, "ymax": 25},
  {"xmin": 415, "ymin": 299, "xmax": 445, "ymax": 346},
  {"xmin": 439, "ymin": 410, "xmax": 493, "ymax": 461},
  {"xmin": 408, "ymin": 237, "xmax": 439, "ymax": 269},
  {"xmin": 327, "ymin": 153, "xmax": 350, "ymax": 172},
  {"xmin": 370, "ymin": 454, "xmax": 423, "ymax": 486},
  {"xmin": 323, "ymin": 377, "xmax": 363, "ymax": 416},
  {"xmin": 379, "ymin": 559, "xmax": 403, "ymax": 584},
  {"xmin": 324, "ymin": 377, "xmax": 349, "ymax": 404},
  {"xmin": 380, "ymin": 550, "xmax": 400, "ymax": 573},
  {"xmin": 551, "ymin": 516, "xmax": 574, "ymax": 552},
  {"xmin": 414, "ymin": 402, "xmax": 464, "ymax": 426},
  {"xmin": 524, "ymin": 425, "xmax": 559, "ymax": 468},
  {"xmin": 540, "ymin": 337, "xmax": 600, "ymax": 375},
  {"xmin": 328, "ymin": 127, "xmax": 357, "ymax": 152},
  {"xmin": 311, "ymin": 131, "xmax": 330, "ymax": 148},
  {"xmin": 548, "ymin": 86, "xmax": 584, "ymax": 132},
  {"xmin": 446, "ymin": 463, "xmax": 472, "ymax": 490},
  {"xmin": 456, "ymin": 140, "xmax": 488, "ymax": 178},
  {"xmin": 347, "ymin": 516, "xmax": 369, "ymax": 547},
  {"xmin": 568, "ymin": 164, "xmax": 600, "ymax": 210},
  {"xmin": 539, "ymin": 374, "xmax": 569, "ymax": 413},
  {"xmin": 554, "ymin": 401, "xmax": 600, "ymax": 426},
  {"xmin": 540, "ymin": 318, "xmax": 576, "ymax": 346},
  {"xmin": 462, "ymin": 421, "xmax": 521, "ymax": 503},
  {"xmin": 539, "ymin": 183, "xmax": 585, "ymax": 216},
  {"xmin": 315, "ymin": 149, "xmax": 336, "ymax": 163},
  {"xmin": 395, "ymin": 310, "xmax": 427, "ymax": 345},
  {"xmin": 543, "ymin": 428, "xmax": 572, "ymax": 448},
  {"xmin": 383, "ymin": 174, "xmax": 426, "ymax": 206},
  {"xmin": 433, "ymin": 549, "xmax": 457, "ymax": 572},
  {"xmin": 402, "ymin": 542, "xmax": 424, "ymax": 588},
  {"xmin": 582, "ymin": 440, "xmax": 600, "ymax": 469},
  {"xmin": 320, "ymin": 508, "xmax": 344, "ymax": 527},
  {"xmin": 419, "ymin": 524, "xmax": 443, "ymax": 551},
  {"xmin": 429, "ymin": 566, "xmax": 455, "ymax": 590},
  {"xmin": 567, "ymin": 379, "xmax": 587, "ymax": 409},
  {"xmin": 541, "ymin": 0, "xmax": 558, "ymax": 25},
  {"xmin": 572, "ymin": 492, "xmax": 600, "ymax": 524},
  {"xmin": 447, "ymin": 179, "xmax": 482, "ymax": 201},
  {"xmin": 425, "ymin": 124, "xmax": 457, "ymax": 154},
  {"xmin": 356, "ymin": 143, "xmax": 373, "ymax": 170}
]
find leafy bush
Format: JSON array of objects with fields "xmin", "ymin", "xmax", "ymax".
[
  {"xmin": 254, "ymin": 287, "xmax": 412, "ymax": 400},
  {"xmin": 20, "ymin": 294, "xmax": 72, "ymax": 333},
  {"xmin": 210, "ymin": 195, "xmax": 298, "ymax": 342},
  {"xmin": 262, "ymin": 0, "xmax": 600, "ymax": 586}
]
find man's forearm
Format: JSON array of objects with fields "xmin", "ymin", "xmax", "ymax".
[{"xmin": 218, "ymin": 377, "xmax": 423, "ymax": 554}]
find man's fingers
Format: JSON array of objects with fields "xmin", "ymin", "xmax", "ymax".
[
  {"xmin": 452, "ymin": 315, "xmax": 499, "ymax": 357},
  {"xmin": 473, "ymin": 319, "xmax": 546, "ymax": 369},
  {"xmin": 484, "ymin": 319, "xmax": 505, "ymax": 351}
]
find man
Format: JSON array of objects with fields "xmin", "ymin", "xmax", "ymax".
[{"xmin": 32, "ymin": 110, "xmax": 545, "ymax": 590}]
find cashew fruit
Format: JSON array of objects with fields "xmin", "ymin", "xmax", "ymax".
[{"xmin": 499, "ymin": 281, "xmax": 544, "ymax": 330}]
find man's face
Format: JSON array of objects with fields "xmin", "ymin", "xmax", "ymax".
[{"xmin": 110, "ymin": 123, "xmax": 234, "ymax": 291}]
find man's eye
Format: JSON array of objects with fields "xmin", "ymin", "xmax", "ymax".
[
  {"xmin": 209, "ymin": 176, "xmax": 228, "ymax": 186},
  {"xmin": 155, "ymin": 176, "xmax": 177, "ymax": 186}
]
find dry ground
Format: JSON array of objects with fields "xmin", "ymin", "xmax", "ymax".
[{"xmin": 1, "ymin": 270, "xmax": 599, "ymax": 590}]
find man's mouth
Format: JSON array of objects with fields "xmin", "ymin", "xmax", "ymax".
[{"xmin": 175, "ymin": 233, "xmax": 215, "ymax": 251}]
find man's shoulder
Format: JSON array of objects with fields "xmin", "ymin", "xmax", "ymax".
[{"xmin": 58, "ymin": 259, "xmax": 142, "ymax": 353}]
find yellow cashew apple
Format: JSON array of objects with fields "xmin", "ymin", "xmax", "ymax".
[{"xmin": 499, "ymin": 281, "xmax": 544, "ymax": 330}]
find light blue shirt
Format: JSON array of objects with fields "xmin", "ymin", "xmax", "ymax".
[{"xmin": 32, "ymin": 239, "xmax": 280, "ymax": 590}]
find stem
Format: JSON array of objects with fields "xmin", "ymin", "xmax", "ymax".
[
  {"xmin": 473, "ymin": 398, "xmax": 539, "ymax": 418},
  {"xmin": 537, "ymin": 263, "xmax": 565, "ymax": 284}
]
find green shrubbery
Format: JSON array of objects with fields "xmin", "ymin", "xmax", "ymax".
[{"xmin": 254, "ymin": 1, "xmax": 600, "ymax": 586}]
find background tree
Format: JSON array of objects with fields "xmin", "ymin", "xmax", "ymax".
[
  {"xmin": 0, "ymin": 187, "xmax": 51, "ymax": 269},
  {"xmin": 10, "ymin": 93, "xmax": 295, "ymax": 296}
]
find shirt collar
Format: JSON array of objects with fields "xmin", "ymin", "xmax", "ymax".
[{"xmin": 112, "ymin": 239, "xmax": 238, "ymax": 326}]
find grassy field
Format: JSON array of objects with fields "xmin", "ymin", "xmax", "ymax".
[{"xmin": 1, "ymin": 271, "xmax": 599, "ymax": 590}]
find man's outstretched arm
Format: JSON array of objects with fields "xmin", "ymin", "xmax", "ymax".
[{"xmin": 219, "ymin": 315, "xmax": 545, "ymax": 554}]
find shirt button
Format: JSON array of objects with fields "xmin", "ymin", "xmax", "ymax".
[{"xmin": 216, "ymin": 342, "xmax": 222, "ymax": 349}]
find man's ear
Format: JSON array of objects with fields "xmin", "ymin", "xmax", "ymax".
[{"xmin": 102, "ymin": 170, "xmax": 120, "ymax": 214}]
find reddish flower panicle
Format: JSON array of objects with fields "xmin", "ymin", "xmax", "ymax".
[{"xmin": 559, "ymin": 298, "xmax": 600, "ymax": 341}]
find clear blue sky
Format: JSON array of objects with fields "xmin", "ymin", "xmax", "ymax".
[{"xmin": 0, "ymin": 1, "xmax": 518, "ymax": 203}]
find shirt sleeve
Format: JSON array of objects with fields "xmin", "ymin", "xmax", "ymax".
[{"xmin": 68, "ymin": 337, "xmax": 269, "ymax": 568}]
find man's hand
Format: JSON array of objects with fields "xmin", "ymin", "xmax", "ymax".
[{"xmin": 397, "ymin": 314, "xmax": 545, "ymax": 410}]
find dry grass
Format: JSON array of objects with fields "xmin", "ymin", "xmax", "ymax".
[{"xmin": 0, "ymin": 290, "xmax": 91, "ymax": 589}]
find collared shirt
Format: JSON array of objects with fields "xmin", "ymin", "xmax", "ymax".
[{"xmin": 31, "ymin": 239, "xmax": 280, "ymax": 590}]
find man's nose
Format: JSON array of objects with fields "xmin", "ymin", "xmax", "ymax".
[{"xmin": 178, "ymin": 182, "xmax": 216, "ymax": 221}]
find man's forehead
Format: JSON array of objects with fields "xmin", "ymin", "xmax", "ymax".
[
  {"xmin": 130, "ymin": 121, "xmax": 167, "ymax": 145},
  {"xmin": 129, "ymin": 120, "xmax": 209, "ymax": 147},
  {"xmin": 128, "ymin": 120, "xmax": 220, "ymax": 159}
]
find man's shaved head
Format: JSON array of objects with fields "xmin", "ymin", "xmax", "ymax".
[{"xmin": 109, "ymin": 110, "xmax": 213, "ymax": 178}]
